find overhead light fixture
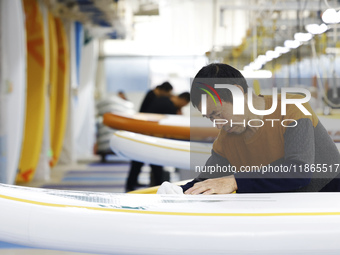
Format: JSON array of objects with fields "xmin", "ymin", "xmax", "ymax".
[
  {"xmin": 322, "ymin": 8, "xmax": 340, "ymax": 24},
  {"xmin": 305, "ymin": 23, "xmax": 328, "ymax": 34},
  {"xmin": 275, "ymin": 46, "xmax": 290, "ymax": 54},
  {"xmin": 294, "ymin": 32, "xmax": 313, "ymax": 42},
  {"xmin": 284, "ymin": 40, "xmax": 301, "ymax": 49},
  {"xmin": 266, "ymin": 50, "xmax": 280, "ymax": 59},
  {"xmin": 243, "ymin": 65, "xmax": 252, "ymax": 72},
  {"xmin": 240, "ymin": 70, "xmax": 272, "ymax": 78},
  {"xmin": 254, "ymin": 59, "xmax": 266, "ymax": 67},
  {"xmin": 257, "ymin": 55, "xmax": 267, "ymax": 64},
  {"xmin": 249, "ymin": 61, "xmax": 262, "ymax": 71}
]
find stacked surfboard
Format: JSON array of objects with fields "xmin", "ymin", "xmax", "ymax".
[
  {"xmin": 0, "ymin": 0, "xmax": 26, "ymax": 184},
  {"xmin": 96, "ymin": 95, "xmax": 135, "ymax": 160},
  {"xmin": 0, "ymin": 0, "xmax": 75, "ymax": 184}
]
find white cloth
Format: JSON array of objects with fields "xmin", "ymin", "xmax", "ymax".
[{"xmin": 157, "ymin": 182, "xmax": 184, "ymax": 195}]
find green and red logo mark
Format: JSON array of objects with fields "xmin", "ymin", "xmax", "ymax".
[{"xmin": 197, "ymin": 82, "xmax": 222, "ymax": 115}]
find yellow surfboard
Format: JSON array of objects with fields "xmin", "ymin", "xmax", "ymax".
[
  {"xmin": 17, "ymin": 0, "xmax": 47, "ymax": 183},
  {"xmin": 48, "ymin": 12, "xmax": 58, "ymax": 165},
  {"xmin": 50, "ymin": 17, "xmax": 69, "ymax": 167}
]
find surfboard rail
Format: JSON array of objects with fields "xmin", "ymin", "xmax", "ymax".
[
  {"xmin": 103, "ymin": 112, "xmax": 219, "ymax": 141},
  {"xmin": 110, "ymin": 130, "xmax": 212, "ymax": 169}
]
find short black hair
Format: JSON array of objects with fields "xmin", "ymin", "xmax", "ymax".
[
  {"xmin": 178, "ymin": 92, "xmax": 190, "ymax": 102},
  {"xmin": 157, "ymin": 82, "xmax": 173, "ymax": 92},
  {"xmin": 191, "ymin": 63, "xmax": 248, "ymax": 109}
]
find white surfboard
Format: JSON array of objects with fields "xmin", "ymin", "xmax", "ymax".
[
  {"xmin": 110, "ymin": 130, "xmax": 212, "ymax": 169},
  {"xmin": 1, "ymin": 184, "xmax": 340, "ymax": 254},
  {"xmin": 110, "ymin": 129, "xmax": 340, "ymax": 174},
  {"xmin": 75, "ymin": 39, "xmax": 98, "ymax": 159},
  {"xmin": 0, "ymin": 0, "xmax": 26, "ymax": 184}
]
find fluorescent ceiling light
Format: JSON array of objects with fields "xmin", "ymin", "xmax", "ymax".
[
  {"xmin": 305, "ymin": 23, "xmax": 328, "ymax": 34},
  {"xmin": 322, "ymin": 8, "xmax": 340, "ymax": 24},
  {"xmin": 254, "ymin": 59, "xmax": 266, "ymax": 67},
  {"xmin": 284, "ymin": 40, "xmax": 301, "ymax": 49},
  {"xmin": 275, "ymin": 46, "xmax": 290, "ymax": 54},
  {"xmin": 266, "ymin": 50, "xmax": 280, "ymax": 59},
  {"xmin": 243, "ymin": 65, "xmax": 252, "ymax": 72},
  {"xmin": 256, "ymin": 55, "xmax": 267, "ymax": 65},
  {"xmin": 265, "ymin": 56, "xmax": 273, "ymax": 62},
  {"xmin": 240, "ymin": 70, "xmax": 272, "ymax": 78},
  {"xmin": 294, "ymin": 32, "xmax": 313, "ymax": 42},
  {"xmin": 249, "ymin": 61, "xmax": 262, "ymax": 71},
  {"xmin": 257, "ymin": 55, "xmax": 267, "ymax": 62}
]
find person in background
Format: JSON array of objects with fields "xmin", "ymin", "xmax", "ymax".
[
  {"xmin": 117, "ymin": 90, "xmax": 128, "ymax": 101},
  {"xmin": 125, "ymin": 82, "xmax": 173, "ymax": 192},
  {"xmin": 139, "ymin": 82, "xmax": 173, "ymax": 113},
  {"xmin": 145, "ymin": 92, "xmax": 190, "ymax": 186},
  {"xmin": 146, "ymin": 92, "xmax": 190, "ymax": 114},
  {"xmin": 125, "ymin": 91, "xmax": 190, "ymax": 192}
]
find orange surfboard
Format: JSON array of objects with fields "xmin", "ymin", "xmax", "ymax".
[
  {"xmin": 103, "ymin": 112, "xmax": 219, "ymax": 141},
  {"xmin": 17, "ymin": 0, "xmax": 47, "ymax": 183}
]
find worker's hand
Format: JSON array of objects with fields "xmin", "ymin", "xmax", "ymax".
[
  {"xmin": 157, "ymin": 181, "xmax": 184, "ymax": 195},
  {"xmin": 184, "ymin": 176, "xmax": 237, "ymax": 195}
]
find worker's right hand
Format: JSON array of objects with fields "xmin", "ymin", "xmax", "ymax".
[{"xmin": 157, "ymin": 181, "xmax": 184, "ymax": 195}]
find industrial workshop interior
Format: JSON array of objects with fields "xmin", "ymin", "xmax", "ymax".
[{"xmin": 1, "ymin": 0, "xmax": 340, "ymax": 254}]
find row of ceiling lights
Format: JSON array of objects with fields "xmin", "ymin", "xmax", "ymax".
[{"xmin": 244, "ymin": 8, "xmax": 340, "ymax": 72}]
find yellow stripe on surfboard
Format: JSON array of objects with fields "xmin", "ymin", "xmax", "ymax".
[
  {"xmin": 0, "ymin": 191, "xmax": 339, "ymax": 217},
  {"xmin": 128, "ymin": 186, "xmax": 160, "ymax": 194},
  {"xmin": 50, "ymin": 17, "xmax": 69, "ymax": 167},
  {"xmin": 114, "ymin": 132, "xmax": 210, "ymax": 155},
  {"xmin": 17, "ymin": 0, "xmax": 47, "ymax": 183}
]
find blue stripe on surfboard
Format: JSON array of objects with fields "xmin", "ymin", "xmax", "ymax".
[
  {"xmin": 75, "ymin": 21, "xmax": 83, "ymax": 87},
  {"xmin": 0, "ymin": 241, "xmax": 34, "ymax": 249},
  {"xmin": 88, "ymin": 161, "xmax": 130, "ymax": 166}
]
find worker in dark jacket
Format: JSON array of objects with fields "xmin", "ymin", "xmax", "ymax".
[
  {"xmin": 125, "ymin": 91, "xmax": 190, "ymax": 192},
  {"xmin": 125, "ymin": 82, "xmax": 173, "ymax": 192}
]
